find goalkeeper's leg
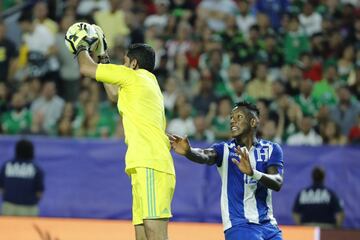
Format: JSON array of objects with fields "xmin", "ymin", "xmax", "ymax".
[
  {"xmin": 144, "ymin": 219, "xmax": 169, "ymax": 240},
  {"xmin": 131, "ymin": 168, "xmax": 175, "ymax": 240},
  {"xmin": 135, "ymin": 224, "xmax": 147, "ymax": 240},
  {"xmin": 134, "ymin": 219, "xmax": 169, "ymax": 240}
]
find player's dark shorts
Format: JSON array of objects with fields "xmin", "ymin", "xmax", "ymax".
[{"xmin": 225, "ymin": 222, "xmax": 282, "ymax": 240}]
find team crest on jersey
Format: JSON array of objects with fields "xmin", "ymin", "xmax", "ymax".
[{"xmin": 254, "ymin": 146, "xmax": 270, "ymax": 162}]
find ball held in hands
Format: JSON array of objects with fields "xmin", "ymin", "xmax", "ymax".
[{"xmin": 64, "ymin": 22, "xmax": 99, "ymax": 55}]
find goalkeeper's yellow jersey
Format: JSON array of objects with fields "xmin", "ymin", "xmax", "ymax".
[{"xmin": 96, "ymin": 64, "xmax": 175, "ymax": 175}]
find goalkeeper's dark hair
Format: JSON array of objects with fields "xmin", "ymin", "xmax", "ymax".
[
  {"xmin": 127, "ymin": 43, "xmax": 155, "ymax": 72},
  {"xmin": 234, "ymin": 101, "xmax": 260, "ymax": 119},
  {"xmin": 15, "ymin": 139, "xmax": 34, "ymax": 161}
]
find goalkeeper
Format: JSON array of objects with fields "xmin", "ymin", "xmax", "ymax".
[{"xmin": 65, "ymin": 23, "xmax": 175, "ymax": 240}]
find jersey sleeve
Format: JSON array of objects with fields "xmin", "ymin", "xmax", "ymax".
[
  {"xmin": 95, "ymin": 64, "xmax": 135, "ymax": 87},
  {"xmin": 267, "ymin": 143, "xmax": 284, "ymax": 173},
  {"xmin": 210, "ymin": 142, "xmax": 225, "ymax": 167}
]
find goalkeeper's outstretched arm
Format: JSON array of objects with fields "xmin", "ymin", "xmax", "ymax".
[
  {"xmin": 78, "ymin": 50, "xmax": 98, "ymax": 79},
  {"xmin": 103, "ymin": 83, "xmax": 118, "ymax": 102},
  {"xmin": 98, "ymin": 54, "xmax": 118, "ymax": 103},
  {"xmin": 78, "ymin": 50, "xmax": 118, "ymax": 102}
]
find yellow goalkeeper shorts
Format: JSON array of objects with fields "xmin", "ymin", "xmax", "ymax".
[{"xmin": 129, "ymin": 167, "xmax": 176, "ymax": 225}]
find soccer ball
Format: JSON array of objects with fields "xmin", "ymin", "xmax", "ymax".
[{"xmin": 64, "ymin": 22, "xmax": 99, "ymax": 54}]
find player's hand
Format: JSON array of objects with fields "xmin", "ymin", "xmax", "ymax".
[
  {"xmin": 167, "ymin": 134, "xmax": 190, "ymax": 156},
  {"xmin": 92, "ymin": 24, "xmax": 108, "ymax": 57},
  {"xmin": 232, "ymin": 146, "xmax": 254, "ymax": 176},
  {"xmin": 64, "ymin": 22, "xmax": 98, "ymax": 55}
]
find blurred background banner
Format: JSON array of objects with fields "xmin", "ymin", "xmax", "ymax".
[{"xmin": 0, "ymin": 136, "xmax": 359, "ymax": 228}]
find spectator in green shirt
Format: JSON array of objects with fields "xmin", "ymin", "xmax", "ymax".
[
  {"xmin": 74, "ymin": 100, "xmax": 117, "ymax": 139},
  {"xmin": 311, "ymin": 64, "xmax": 339, "ymax": 108},
  {"xmin": 284, "ymin": 16, "xmax": 310, "ymax": 64},
  {"xmin": 1, "ymin": 92, "xmax": 31, "ymax": 134},
  {"xmin": 294, "ymin": 79, "xmax": 317, "ymax": 117},
  {"xmin": 98, "ymin": 101, "xmax": 119, "ymax": 138}
]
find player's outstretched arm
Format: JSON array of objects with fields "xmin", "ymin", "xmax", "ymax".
[
  {"xmin": 168, "ymin": 134, "xmax": 217, "ymax": 165},
  {"xmin": 78, "ymin": 49, "xmax": 118, "ymax": 101},
  {"xmin": 78, "ymin": 50, "xmax": 98, "ymax": 79},
  {"xmin": 103, "ymin": 83, "xmax": 118, "ymax": 102},
  {"xmin": 91, "ymin": 24, "xmax": 118, "ymax": 102},
  {"xmin": 232, "ymin": 146, "xmax": 283, "ymax": 191},
  {"xmin": 96, "ymin": 54, "xmax": 118, "ymax": 102}
]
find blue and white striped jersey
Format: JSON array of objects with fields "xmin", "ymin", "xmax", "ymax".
[{"xmin": 211, "ymin": 139, "xmax": 284, "ymax": 231}]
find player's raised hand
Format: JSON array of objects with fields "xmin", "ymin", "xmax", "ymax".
[
  {"xmin": 167, "ymin": 134, "xmax": 190, "ymax": 156},
  {"xmin": 232, "ymin": 146, "xmax": 254, "ymax": 176},
  {"xmin": 64, "ymin": 22, "xmax": 98, "ymax": 55}
]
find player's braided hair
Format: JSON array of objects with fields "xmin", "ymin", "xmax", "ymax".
[
  {"xmin": 127, "ymin": 43, "xmax": 155, "ymax": 72},
  {"xmin": 234, "ymin": 101, "xmax": 260, "ymax": 118}
]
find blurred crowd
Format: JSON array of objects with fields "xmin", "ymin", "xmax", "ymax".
[{"xmin": 0, "ymin": 0, "xmax": 360, "ymax": 145}]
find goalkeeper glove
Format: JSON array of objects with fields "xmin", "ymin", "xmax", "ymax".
[{"xmin": 92, "ymin": 24, "xmax": 108, "ymax": 57}]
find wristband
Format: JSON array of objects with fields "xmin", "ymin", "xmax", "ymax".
[
  {"xmin": 99, "ymin": 55, "xmax": 111, "ymax": 64},
  {"xmin": 75, "ymin": 45, "xmax": 89, "ymax": 57},
  {"xmin": 252, "ymin": 169, "xmax": 263, "ymax": 181}
]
